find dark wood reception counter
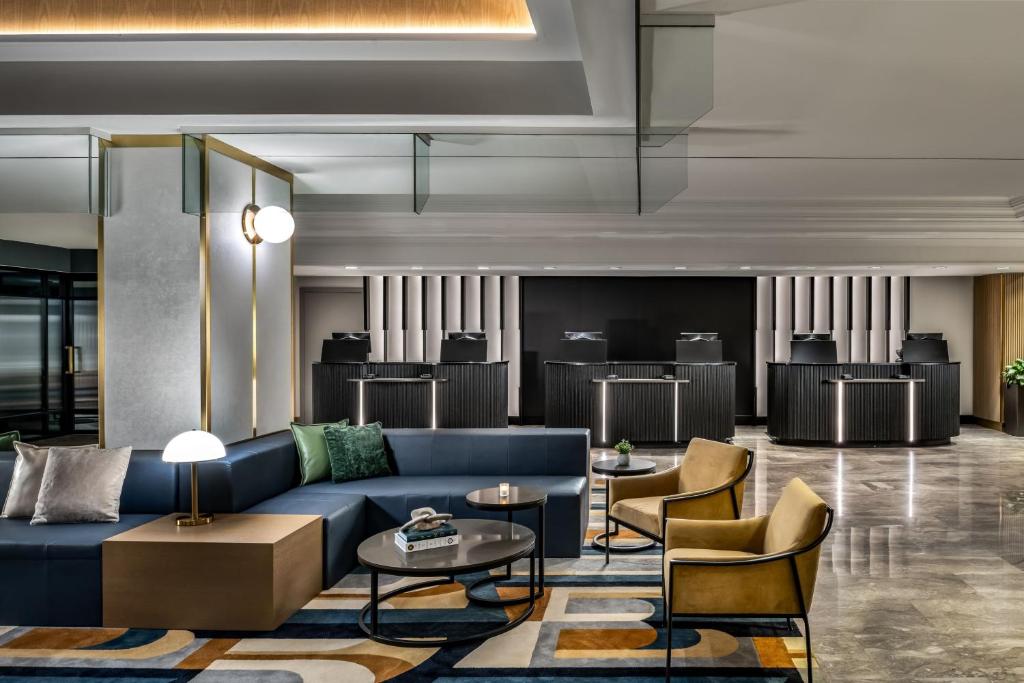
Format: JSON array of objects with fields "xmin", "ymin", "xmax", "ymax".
[
  {"xmin": 544, "ymin": 361, "xmax": 736, "ymax": 446},
  {"xmin": 767, "ymin": 362, "xmax": 960, "ymax": 446},
  {"xmin": 313, "ymin": 361, "xmax": 508, "ymax": 428}
]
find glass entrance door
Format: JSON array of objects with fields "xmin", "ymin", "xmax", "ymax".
[{"xmin": 0, "ymin": 268, "xmax": 98, "ymax": 440}]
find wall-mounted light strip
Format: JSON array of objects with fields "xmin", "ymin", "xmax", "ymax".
[
  {"xmin": 601, "ymin": 382, "xmax": 608, "ymax": 445},
  {"xmin": 431, "ymin": 380, "xmax": 438, "ymax": 430},
  {"xmin": 0, "ymin": 0, "xmax": 536, "ymax": 36},
  {"xmin": 907, "ymin": 381, "xmax": 915, "ymax": 444}
]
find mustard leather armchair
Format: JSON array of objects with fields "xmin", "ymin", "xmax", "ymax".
[
  {"xmin": 604, "ymin": 438, "xmax": 753, "ymax": 565},
  {"xmin": 663, "ymin": 478, "xmax": 834, "ymax": 682}
]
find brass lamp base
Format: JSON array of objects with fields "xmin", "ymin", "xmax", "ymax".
[{"xmin": 176, "ymin": 512, "xmax": 214, "ymax": 527}]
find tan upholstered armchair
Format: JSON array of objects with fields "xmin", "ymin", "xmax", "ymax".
[
  {"xmin": 604, "ymin": 438, "xmax": 753, "ymax": 564},
  {"xmin": 663, "ymin": 478, "xmax": 834, "ymax": 682}
]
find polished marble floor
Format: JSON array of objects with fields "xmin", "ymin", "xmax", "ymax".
[{"xmin": 593, "ymin": 425, "xmax": 1024, "ymax": 682}]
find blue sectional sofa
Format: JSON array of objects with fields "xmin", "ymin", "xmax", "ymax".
[{"xmin": 0, "ymin": 427, "xmax": 590, "ymax": 627}]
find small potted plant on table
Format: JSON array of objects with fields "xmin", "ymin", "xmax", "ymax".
[
  {"xmin": 1004, "ymin": 358, "xmax": 1024, "ymax": 436},
  {"xmin": 614, "ymin": 439, "xmax": 633, "ymax": 466}
]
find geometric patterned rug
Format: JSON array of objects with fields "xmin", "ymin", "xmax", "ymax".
[{"xmin": 0, "ymin": 484, "xmax": 810, "ymax": 681}]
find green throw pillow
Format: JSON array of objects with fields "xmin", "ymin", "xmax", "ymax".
[
  {"xmin": 324, "ymin": 422, "xmax": 391, "ymax": 484},
  {"xmin": 290, "ymin": 420, "xmax": 348, "ymax": 485},
  {"xmin": 0, "ymin": 430, "xmax": 19, "ymax": 451}
]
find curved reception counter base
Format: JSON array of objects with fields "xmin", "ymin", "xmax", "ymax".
[
  {"xmin": 313, "ymin": 362, "xmax": 508, "ymax": 429},
  {"xmin": 545, "ymin": 362, "xmax": 736, "ymax": 446},
  {"xmin": 767, "ymin": 362, "xmax": 960, "ymax": 447}
]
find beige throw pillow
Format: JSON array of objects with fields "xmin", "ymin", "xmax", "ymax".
[
  {"xmin": 30, "ymin": 445, "xmax": 132, "ymax": 525},
  {"xmin": 1, "ymin": 442, "xmax": 51, "ymax": 519}
]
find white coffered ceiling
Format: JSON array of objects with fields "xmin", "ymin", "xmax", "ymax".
[{"xmin": 1, "ymin": 0, "xmax": 1024, "ymax": 272}]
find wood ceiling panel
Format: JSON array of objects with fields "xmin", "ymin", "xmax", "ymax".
[{"xmin": 0, "ymin": 0, "xmax": 535, "ymax": 36}]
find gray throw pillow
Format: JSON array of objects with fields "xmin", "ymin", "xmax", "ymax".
[
  {"xmin": 31, "ymin": 445, "xmax": 132, "ymax": 525},
  {"xmin": 1, "ymin": 442, "xmax": 51, "ymax": 519}
]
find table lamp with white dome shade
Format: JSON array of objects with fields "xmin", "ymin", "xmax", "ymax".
[{"xmin": 162, "ymin": 430, "xmax": 226, "ymax": 527}]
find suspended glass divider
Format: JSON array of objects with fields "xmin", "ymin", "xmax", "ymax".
[{"xmin": 0, "ymin": 133, "xmax": 109, "ymax": 215}]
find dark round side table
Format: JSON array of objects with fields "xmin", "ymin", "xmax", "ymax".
[
  {"xmin": 465, "ymin": 485, "xmax": 547, "ymax": 604},
  {"xmin": 591, "ymin": 457, "xmax": 657, "ymax": 555}
]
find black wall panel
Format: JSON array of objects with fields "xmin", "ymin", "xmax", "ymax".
[{"xmin": 520, "ymin": 277, "xmax": 756, "ymax": 422}]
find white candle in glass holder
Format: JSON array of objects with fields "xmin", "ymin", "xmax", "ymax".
[{"xmin": 499, "ymin": 482, "xmax": 510, "ymax": 498}]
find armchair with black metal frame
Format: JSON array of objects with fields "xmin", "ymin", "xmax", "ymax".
[
  {"xmin": 662, "ymin": 478, "xmax": 834, "ymax": 682},
  {"xmin": 604, "ymin": 438, "xmax": 754, "ymax": 565}
]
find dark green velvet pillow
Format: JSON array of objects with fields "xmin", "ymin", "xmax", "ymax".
[
  {"xmin": 324, "ymin": 422, "xmax": 391, "ymax": 484},
  {"xmin": 290, "ymin": 420, "xmax": 348, "ymax": 485},
  {"xmin": 0, "ymin": 430, "xmax": 19, "ymax": 451}
]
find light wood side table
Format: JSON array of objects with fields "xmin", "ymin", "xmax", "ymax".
[{"xmin": 103, "ymin": 513, "xmax": 322, "ymax": 631}]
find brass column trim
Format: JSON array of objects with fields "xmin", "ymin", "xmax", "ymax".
[
  {"xmin": 200, "ymin": 138, "xmax": 212, "ymax": 432},
  {"xmin": 251, "ymin": 168, "xmax": 258, "ymax": 438}
]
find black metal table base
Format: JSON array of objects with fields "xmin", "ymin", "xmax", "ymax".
[
  {"xmin": 592, "ymin": 523, "xmax": 657, "ymax": 553},
  {"xmin": 358, "ymin": 553, "xmax": 537, "ymax": 647},
  {"xmin": 465, "ymin": 564, "xmax": 544, "ymax": 606}
]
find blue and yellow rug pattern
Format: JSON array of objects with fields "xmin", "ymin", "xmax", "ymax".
[{"xmin": 0, "ymin": 484, "xmax": 809, "ymax": 681}]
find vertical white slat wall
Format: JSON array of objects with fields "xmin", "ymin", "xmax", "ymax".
[
  {"xmin": 504, "ymin": 276, "xmax": 521, "ymax": 417},
  {"xmin": 484, "ymin": 276, "xmax": 502, "ymax": 362},
  {"xmin": 754, "ymin": 277, "xmax": 773, "ymax": 417},
  {"xmin": 463, "ymin": 275, "xmax": 482, "ymax": 332},
  {"xmin": 445, "ymin": 275, "xmax": 463, "ymax": 333},
  {"xmin": 361, "ymin": 274, "xmax": 522, "ymax": 417},
  {"xmin": 425, "ymin": 276, "xmax": 443, "ymax": 361},
  {"xmin": 405, "ymin": 275, "xmax": 424, "ymax": 362},
  {"xmin": 366, "ymin": 276, "xmax": 385, "ymax": 362},
  {"xmin": 386, "ymin": 275, "xmax": 404, "ymax": 361},
  {"xmin": 773, "ymin": 277, "xmax": 793, "ymax": 362},
  {"xmin": 755, "ymin": 274, "xmax": 915, "ymax": 417},
  {"xmin": 833, "ymin": 276, "xmax": 851, "ymax": 362}
]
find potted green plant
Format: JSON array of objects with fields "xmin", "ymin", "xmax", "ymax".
[
  {"xmin": 614, "ymin": 439, "xmax": 633, "ymax": 466},
  {"xmin": 1004, "ymin": 359, "xmax": 1024, "ymax": 436}
]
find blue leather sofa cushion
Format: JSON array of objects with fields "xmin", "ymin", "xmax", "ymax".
[
  {"xmin": 383, "ymin": 428, "xmax": 590, "ymax": 477},
  {"xmin": 0, "ymin": 450, "xmax": 177, "ymax": 516},
  {"xmin": 246, "ymin": 490, "xmax": 366, "ymax": 589},
  {"xmin": 0, "ymin": 514, "xmax": 161, "ymax": 627},
  {"xmin": 181, "ymin": 431, "xmax": 300, "ymax": 513},
  {"xmin": 306, "ymin": 474, "xmax": 588, "ymax": 557}
]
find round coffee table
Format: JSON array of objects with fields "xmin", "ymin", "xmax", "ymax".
[
  {"xmin": 466, "ymin": 486, "xmax": 547, "ymax": 604},
  {"xmin": 592, "ymin": 457, "xmax": 658, "ymax": 555},
  {"xmin": 357, "ymin": 518, "xmax": 536, "ymax": 647}
]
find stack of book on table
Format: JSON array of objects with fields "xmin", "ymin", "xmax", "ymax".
[{"xmin": 395, "ymin": 522, "xmax": 460, "ymax": 552}]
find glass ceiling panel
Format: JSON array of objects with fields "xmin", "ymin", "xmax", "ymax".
[
  {"xmin": 0, "ymin": 135, "xmax": 102, "ymax": 214},
  {"xmin": 419, "ymin": 134, "xmax": 638, "ymax": 213}
]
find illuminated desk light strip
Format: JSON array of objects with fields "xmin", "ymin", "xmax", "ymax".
[
  {"xmin": 593, "ymin": 378, "xmax": 690, "ymax": 444},
  {"xmin": 831, "ymin": 378, "xmax": 922, "ymax": 445},
  {"xmin": 351, "ymin": 377, "xmax": 447, "ymax": 430}
]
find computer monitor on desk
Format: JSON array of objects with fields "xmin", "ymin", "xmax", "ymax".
[
  {"xmin": 901, "ymin": 333, "xmax": 949, "ymax": 363},
  {"xmin": 676, "ymin": 332, "xmax": 723, "ymax": 362},
  {"xmin": 322, "ymin": 332, "xmax": 371, "ymax": 363},
  {"xmin": 441, "ymin": 332, "xmax": 488, "ymax": 362},
  {"xmin": 790, "ymin": 333, "xmax": 838, "ymax": 364},
  {"xmin": 559, "ymin": 331, "xmax": 608, "ymax": 363}
]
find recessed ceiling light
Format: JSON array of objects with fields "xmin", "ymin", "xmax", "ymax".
[
  {"xmin": 344, "ymin": 265, "xmax": 359, "ymax": 270},
  {"xmin": 544, "ymin": 266, "xmax": 557, "ymax": 270},
  {"xmin": 410, "ymin": 266, "xmax": 423, "ymax": 271},
  {"xmin": 933, "ymin": 266, "xmax": 948, "ymax": 270},
  {"xmin": 997, "ymin": 266, "xmax": 1011, "ymax": 271},
  {"xmin": 739, "ymin": 266, "xmax": 752, "ymax": 271},
  {"xmin": 674, "ymin": 266, "xmax": 687, "ymax": 271},
  {"xmin": 477, "ymin": 266, "xmax": 490, "ymax": 270},
  {"xmin": 610, "ymin": 266, "xmax": 621, "ymax": 271},
  {"xmin": 869, "ymin": 266, "xmax": 882, "ymax": 270}
]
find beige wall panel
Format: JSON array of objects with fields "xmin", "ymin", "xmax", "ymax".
[
  {"xmin": 254, "ymin": 170, "xmax": 293, "ymax": 433},
  {"xmin": 208, "ymin": 151, "xmax": 254, "ymax": 444},
  {"xmin": 103, "ymin": 147, "xmax": 200, "ymax": 449},
  {"xmin": 973, "ymin": 275, "xmax": 1003, "ymax": 424}
]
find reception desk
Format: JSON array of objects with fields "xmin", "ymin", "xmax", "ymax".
[
  {"xmin": 313, "ymin": 361, "xmax": 508, "ymax": 428},
  {"xmin": 545, "ymin": 361, "xmax": 736, "ymax": 446},
  {"xmin": 767, "ymin": 362, "xmax": 960, "ymax": 446}
]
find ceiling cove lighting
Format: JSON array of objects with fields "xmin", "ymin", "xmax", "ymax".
[
  {"xmin": 998, "ymin": 266, "xmax": 1011, "ymax": 271},
  {"xmin": 242, "ymin": 204, "xmax": 294, "ymax": 245},
  {"xmin": 0, "ymin": 0, "xmax": 536, "ymax": 37},
  {"xmin": 674, "ymin": 266, "xmax": 687, "ymax": 271},
  {"xmin": 544, "ymin": 266, "xmax": 557, "ymax": 271},
  {"xmin": 344, "ymin": 265, "xmax": 359, "ymax": 270}
]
